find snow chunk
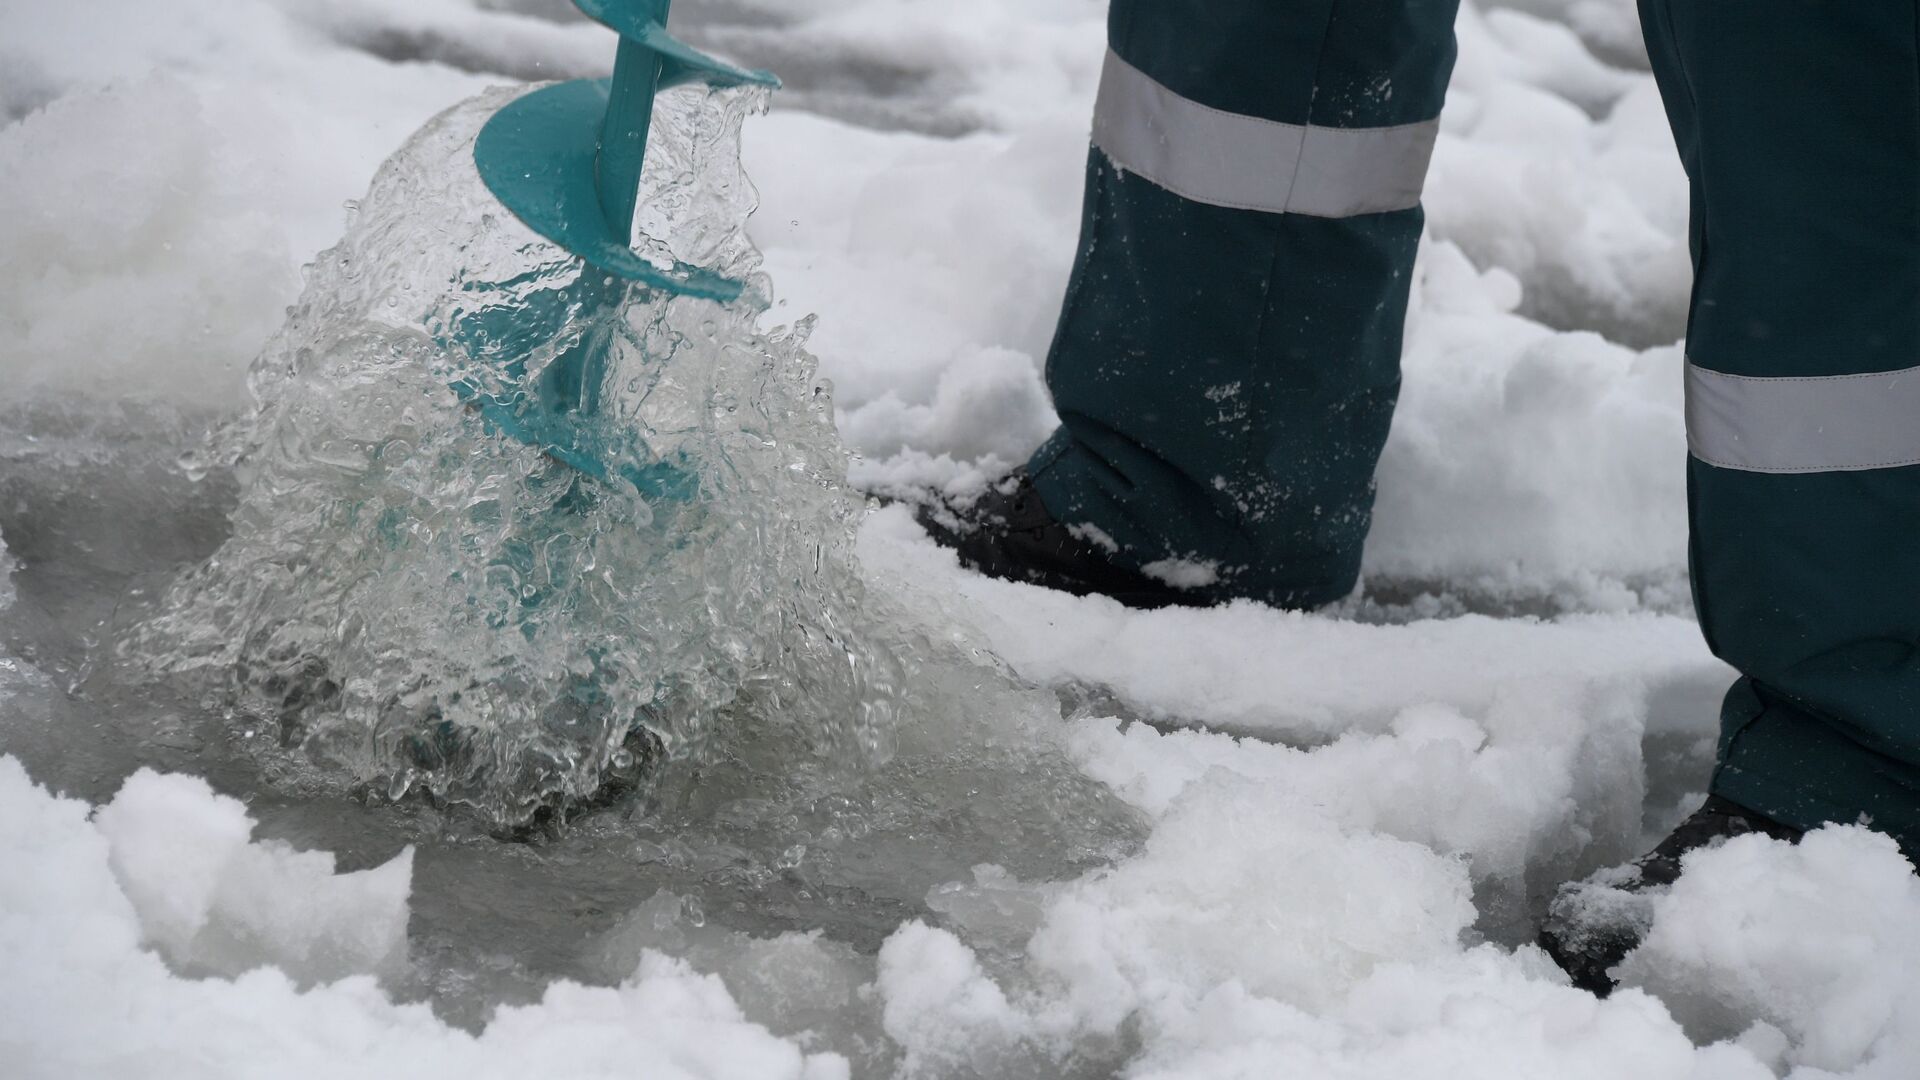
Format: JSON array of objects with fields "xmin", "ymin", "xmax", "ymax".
[
  {"xmin": 1140, "ymin": 558, "xmax": 1220, "ymax": 591},
  {"xmin": 869, "ymin": 773, "xmax": 1784, "ymax": 1080},
  {"xmin": 94, "ymin": 767, "xmax": 413, "ymax": 984},
  {"xmin": 1620, "ymin": 826, "xmax": 1920, "ymax": 1075},
  {"xmin": 1062, "ymin": 685, "xmax": 1647, "ymax": 894},
  {"xmin": 878, "ymin": 921, "xmax": 1038, "ymax": 1076},
  {"xmin": 1130, "ymin": 947, "xmax": 1773, "ymax": 1080},
  {"xmin": 1066, "ymin": 521, "xmax": 1121, "ymax": 555},
  {"xmin": 1029, "ymin": 779, "xmax": 1476, "ymax": 1030}
]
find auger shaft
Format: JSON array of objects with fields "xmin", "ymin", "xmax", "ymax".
[
  {"xmin": 598, "ymin": 33, "xmax": 666, "ymax": 243},
  {"xmin": 455, "ymin": 0, "xmax": 776, "ymax": 498}
]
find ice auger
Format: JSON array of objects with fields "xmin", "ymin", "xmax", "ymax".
[{"xmin": 453, "ymin": 0, "xmax": 777, "ymax": 497}]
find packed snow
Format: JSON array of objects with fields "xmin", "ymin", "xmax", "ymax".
[{"xmin": 3, "ymin": 0, "xmax": 1915, "ymax": 1078}]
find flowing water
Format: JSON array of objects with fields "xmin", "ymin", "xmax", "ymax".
[{"xmin": 0, "ymin": 79, "xmax": 1143, "ymax": 1069}]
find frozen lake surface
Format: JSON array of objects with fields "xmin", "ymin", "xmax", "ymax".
[{"xmin": 5, "ymin": 2, "xmax": 1919, "ymax": 1077}]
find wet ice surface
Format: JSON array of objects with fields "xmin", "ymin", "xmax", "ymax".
[
  {"xmin": 0, "ymin": 81, "xmax": 1142, "ymax": 1058},
  {"xmin": 6, "ymin": 1, "xmax": 1920, "ymax": 1078},
  {"xmin": 0, "ymin": 396, "xmax": 1142, "ymax": 1057}
]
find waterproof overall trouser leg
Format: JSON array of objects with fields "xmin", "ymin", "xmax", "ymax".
[
  {"xmin": 1641, "ymin": 1, "xmax": 1920, "ymax": 858},
  {"xmin": 1025, "ymin": 0, "xmax": 1461, "ymax": 607}
]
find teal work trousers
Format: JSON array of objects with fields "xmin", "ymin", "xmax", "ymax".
[
  {"xmin": 1028, "ymin": 0, "xmax": 1460, "ymax": 608},
  {"xmin": 1639, "ymin": 0, "xmax": 1920, "ymax": 855},
  {"xmin": 1029, "ymin": 0, "xmax": 1920, "ymax": 858}
]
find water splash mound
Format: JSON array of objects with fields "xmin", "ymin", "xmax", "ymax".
[{"xmin": 132, "ymin": 84, "xmax": 903, "ymax": 827}]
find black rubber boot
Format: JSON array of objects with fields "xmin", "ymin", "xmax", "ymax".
[
  {"xmin": 913, "ymin": 471, "xmax": 1215, "ymax": 610},
  {"xmin": 1539, "ymin": 795, "xmax": 1803, "ymax": 996}
]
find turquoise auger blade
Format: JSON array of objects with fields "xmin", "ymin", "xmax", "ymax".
[{"xmin": 452, "ymin": 0, "xmax": 777, "ymax": 498}]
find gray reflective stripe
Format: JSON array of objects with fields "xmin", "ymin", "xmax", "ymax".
[
  {"xmin": 1088, "ymin": 48, "xmax": 1440, "ymax": 219},
  {"xmin": 1686, "ymin": 360, "xmax": 1920, "ymax": 473}
]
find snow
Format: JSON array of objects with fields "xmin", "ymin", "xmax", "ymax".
[
  {"xmin": 95, "ymin": 768, "xmax": 414, "ymax": 985},
  {"xmin": 1138, "ymin": 558, "xmax": 1220, "ymax": 591},
  {"xmin": 0, "ymin": 753, "xmax": 1774, "ymax": 1080},
  {"xmin": 864, "ymin": 504, "xmax": 1724, "ymax": 746},
  {"xmin": 3, "ymin": 0, "xmax": 1917, "ymax": 1077},
  {"xmin": 0, "ymin": 758, "xmax": 851, "ymax": 1080},
  {"xmin": 1620, "ymin": 827, "xmax": 1920, "ymax": 1076}
]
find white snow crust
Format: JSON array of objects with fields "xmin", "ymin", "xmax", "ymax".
[
  {"xmin": 10, "ymin": 742, "xmax": 1918, "ymax": 1078},
  {"xmin": 5, "ymin": 0, "xmax": 1918, "ymax": 1077},
  {"xmin": 0, "ymin": 758, "xmax": 851, "ymax": 1080}
]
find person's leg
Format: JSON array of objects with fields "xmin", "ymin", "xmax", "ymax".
[
  {"xmin": 1022, "ymin": 0, "xmax": 1461, "ymax": 607},
  {"xmin": 1641, "ymin": 0, "xmax": 1920, "ymax": 859}
]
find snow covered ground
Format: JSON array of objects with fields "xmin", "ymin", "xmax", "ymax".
[{"xmin": 3, "ymin": 1, "xmax": 1918, "ymax": 1077}]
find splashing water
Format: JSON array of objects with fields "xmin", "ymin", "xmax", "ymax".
[{"xmin": 129, "ymin": 83, "xmax": 902, "ymax": 827}]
